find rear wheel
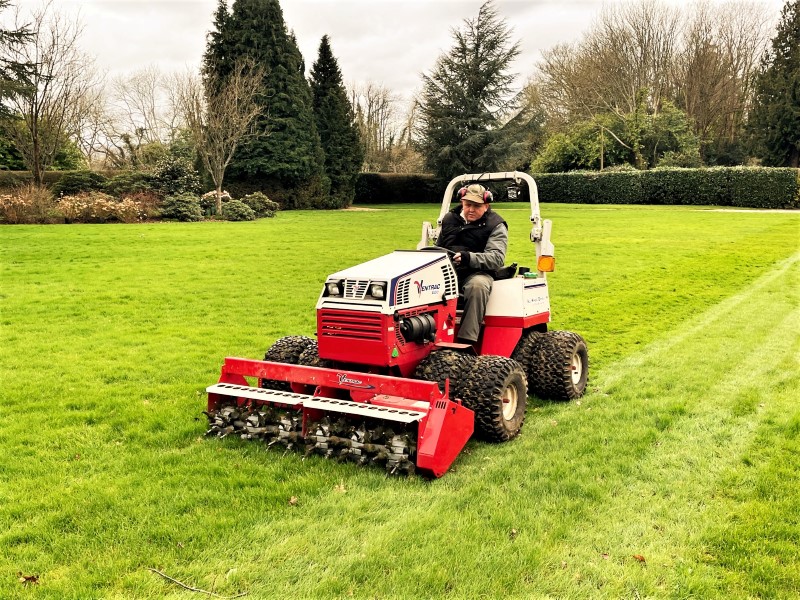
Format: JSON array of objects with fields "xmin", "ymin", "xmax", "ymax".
[
  {"xmin": 461, "ymin": 356, "xmax": 527, "ymax": 442},
  {"xmin": 529, "ymin": 331, "xmax": 588, "ymax": 401},
  {"xmin": 261, "ymin": 335, "xmax": 314, "ymax": 391},
  {"xmin": 511, "ymin": 330, "xmax": 544, "ymax": 397},
  {"xmin": 414, "ymin": 349, "xmax": 473, "ymax": 400}
]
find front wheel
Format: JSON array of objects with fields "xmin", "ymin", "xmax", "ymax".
[
  {"xmin": 261, "ymin": 335, "xmax": 314, "ymax": 391},
  {"xmin": 461, "ymin": 355, "xmax": 527, "ymax": 442}
]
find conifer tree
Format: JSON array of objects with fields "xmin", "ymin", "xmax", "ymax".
[
  {"xmin": 309, "ymin": 35, "xmax": 363, "ymax": 208},
  {"xmin": 417, "ymin": 0, "xmax": 520, "ymax": 182},
  {"xmin": 748, "ymin": 0, "xmax": 800, "ymax": 167},
  {"xmin": 203, "ymin": 0, "xmax": 328, "ymax": 208}
]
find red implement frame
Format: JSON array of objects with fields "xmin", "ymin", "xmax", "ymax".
[{"xmin": 208, "ymin": 358, "xmax": 474, "ymax": 478}]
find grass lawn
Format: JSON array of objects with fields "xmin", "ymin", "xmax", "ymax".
[{"xmin": 1, "ymin": 203, "xmax": 799, "ymax": 599}]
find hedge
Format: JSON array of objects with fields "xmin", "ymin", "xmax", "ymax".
[
  {"xmin": 534, "ymin": 167, "xmax": 799, "ymax": 209},
  {"xmin": 4, "ymin": 167, "xmax": 798, "ymax": 209}
]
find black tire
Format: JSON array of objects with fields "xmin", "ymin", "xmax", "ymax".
[
  {"xmin": 511, "ymin": 330, "xmax": 544, "ymax": 397},
  {"xmin": 528, "ymin": 331, "xmax": 589, "ymax": 401},
  {"xmin": 461, "ymin": 355, "xmax": 527, "ymax": 442},
  {"xmin": 413, "ymin": 350, "xmax": 473, "ymax": 400},
  {"xmin": 261, "ymin": 335, "xmax": 314, "ymax": 391},
  {"xmin": 297, "ymin": 340, "xmax": 335, "ymax": 369}
]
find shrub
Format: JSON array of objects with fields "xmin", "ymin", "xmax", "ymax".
[
  {"xmin": 221, "ymin": 200, "xmax": 255, "ymax": 221},
  {"xmin": 105, "ymin": 171, "xmax": 156, "ymax": 197},
  {"xmin": 58, "ymin": 191, "xmax": 133, "ymax": 223},
  {"xmin": 152, "ymin": 156, "xmax": 201, "ymax": 197},
  {"xmin": 241, "ymin": 191, "xmax": 279, "ymax": 217},
  {"xmin": 52, "ymin": 170, "xmax": 109, "ymax": 197},
  {"xmin": 122, "ymin": 191, "xmax": 162, "ymax": 220},
  {"xmin": 199, "ymin": 190, "xmax": 232, "ymax": 216},
  {"xmin": 160, "ymin": 193, "xmax": 203, "ymax": 222},
  {"xmin": 0, "ymin": 184, "xmax": 61, "ymax": 224}
]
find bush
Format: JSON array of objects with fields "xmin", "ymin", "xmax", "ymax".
[
  {"xmin": 160, "ymin": 193, "xmax": 203, "ymax": 222},
  {"xmin": 52, "ymin": 170, "xmax": 109, "ymax": 197},
  {"xmin": 0, "ymin": 184, "xmax": 61, "ymax": 224},
  {"xmin": 121, "ymin": 191, "xmax": 162, "ymax": 220},
  {"xmin": 152, "ymin": 156, "xmax": 201, "ymax": 197},
  {"xmin": 241, "ymin": 191, "xmax": 279, "ymax": 217},
  {"xmin": 354, "ymin": 173, "xmax": 439, "ymax": 204},
  {"xmin": 220, "ymin": 200, "xmax": 255, "ymax": 221},
  {"xmin": 199, "ymin": 190, "xmax": 232, "ymax": 216},
  {"xmin": 58, "ymin": 191, "xmax": 142, "ymax": 224},
  {"xmin": 105, "ymin": 171, "xmax": 156, "ymax": 197}
]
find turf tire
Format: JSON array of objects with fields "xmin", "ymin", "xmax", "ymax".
[
  {"xmin": 511, "ymin": 330, "xmax": 544, "ymax": 397},
  {"xmin": 528, "ymin": 331, "xmax": 589, "ymax": 401},
  {"xmin": 261, "ymin": 335, "xmax": 314, "ymax": 391},
  {"xmin": 461, "ymin": 355, "xmax": 527, "ymax": 442},
  {"xmin": 413, "ymin": 350, "xmax": 473, "ymax": 401}
]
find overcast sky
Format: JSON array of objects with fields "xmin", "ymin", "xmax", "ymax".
[{"xmin": 9, "ymin": 0, "xmax": 787, "ymax": 102}]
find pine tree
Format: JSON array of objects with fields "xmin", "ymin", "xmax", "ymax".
[
  {"xmin": 417, "ymin": 0, "xmax": 520, "ymax": 182},
  {"xmin": 0, "ymin": 0, "xmax": 32, "ymax": 120},
  {"xmin": 203, "ymin": 0, "xmax": 328, "ymax": 208},
  {"xmin": 748, "ymin": 0, "xmax": 800, "ymax": 167},
  {"xmin": 309, "ymin": 35, "xmax": 363, "ymax": 208}
]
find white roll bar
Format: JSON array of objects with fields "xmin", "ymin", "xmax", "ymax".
[{"xmin": 417, "ymin": 171, "xmax": 553, "ymax": 273}]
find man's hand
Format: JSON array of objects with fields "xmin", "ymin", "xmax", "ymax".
[{"xmin": 452, "ymin": 252, "xmax": 462, "ymax": 265}]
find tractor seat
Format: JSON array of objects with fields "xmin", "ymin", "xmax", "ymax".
[{"xmin": 455, "ymin": 263, "xmax": 518, "ymax": 309}]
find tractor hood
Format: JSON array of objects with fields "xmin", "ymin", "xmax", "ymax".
[{"xmin": 317, "ymin": 250, "xmax": 459, "ymax": 313}]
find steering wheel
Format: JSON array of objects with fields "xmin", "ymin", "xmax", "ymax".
[{"xmin": 419, "ymin": 245, "xmax": 456, "ymax": 258}]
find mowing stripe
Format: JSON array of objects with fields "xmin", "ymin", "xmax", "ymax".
[
  {"xmin": 547, "ymin": 256, "xmax": 800, "ymax": 594},
  {"xmin": 598, "ymin": 250, "xmax": 800, "ymax": 391}
]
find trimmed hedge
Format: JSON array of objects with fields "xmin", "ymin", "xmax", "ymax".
[
  {"xmin": 354, "ymin": 173, "xmax": 440, "ymax": 204},
  {"xmin": 534, "ymin": 167, "xmax": 799, "ymax": 209}
]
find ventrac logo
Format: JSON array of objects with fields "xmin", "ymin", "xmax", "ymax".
[
  {"xmin": 337, "ymin": 373, "xmax": 375, "ymax": 390},
  {"xmin": 413, "ymin": 280, "xmax": 441, "ymax": 295}
]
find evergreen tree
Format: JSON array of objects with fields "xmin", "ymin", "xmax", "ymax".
[
  {"xmin": 417, "ymin": 0, "xmax": 520, "ymax": 182},
  {"xmin": 748, "ymin": 0, "xmax": 800, "ymax": 167},
  {"xmin": 0, "ymin": 0, "xmax": 32, "ymax": 120},
  {"xmin": 309, "ymin": 35, "xmax": 363, "ymax": 208},
  {"xmin": 203, "ymin": 0, "xmax": 328, "ymax": 208}
]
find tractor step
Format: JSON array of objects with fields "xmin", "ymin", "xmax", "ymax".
[{"xmin": 206, "ymin": 383, "xmax": 310, "ymax": 406}]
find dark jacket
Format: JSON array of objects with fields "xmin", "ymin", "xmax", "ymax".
[{"xmin": 438, "ymin": 207, "xmax": 508, "ymax": 278}]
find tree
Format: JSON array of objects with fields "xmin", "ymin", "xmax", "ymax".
[
  {"xmin": 176, "ymin": 60, "xmax": 266, "ymax": 214},
  {"xmin": 2, "ymin": 0, "xmax": 98, "ymax": 184},
  {"xmin": 748, "ymin": 0, "xmax": 800, "ymax": 167},
  {"xmin": 309, "ymin": 35, "xmax": 362, "ymax": 207},
  {"xmin": 1, "ymin": 0, "xmax": 33, "ymax": 117},
  {"xmin": 203, "ymin": 0, "xmax": 328, "ymax": 208},
  {"xmin": 417, "ymin": 0, "xmax": 520, "ymax": 182}
]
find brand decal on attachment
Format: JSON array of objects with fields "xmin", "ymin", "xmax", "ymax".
[
  {"xmin": 337, "ymin": 373, "xmax": 375, "ymax": 389},
  {"xmin": 413, "ymin": 280, "xmax": 441, "ymax": 295}
]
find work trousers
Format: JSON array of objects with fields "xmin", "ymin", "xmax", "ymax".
[{"xmin": 459, "ymin": 272, "xmax": 493, "ymax": 343}]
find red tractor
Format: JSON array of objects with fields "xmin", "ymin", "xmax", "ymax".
[{"xmin": 205, "ymin": 172, "xmax": 588, "ymax": 477}]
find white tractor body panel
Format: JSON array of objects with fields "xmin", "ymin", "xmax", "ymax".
[
  {"xmin": 485, "ymin": 276, "xmax": 551, "ymax": 319},
  {"xmin": 316, "ymin": 250, "xmax": 459, "ymax": 315}
]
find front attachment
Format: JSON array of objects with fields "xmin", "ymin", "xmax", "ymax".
[{"xmin": 205, "ymin": 358, "xmax": 474, "ymax": 478}]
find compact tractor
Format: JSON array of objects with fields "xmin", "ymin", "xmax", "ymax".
[{"xmin": 205, "ymin": 172, "xmax": 588, "ymax": 477}]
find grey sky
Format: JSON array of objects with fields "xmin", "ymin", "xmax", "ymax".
[{"xmin": 11, "ymin": 0, "xmax": 787, "ymax": 101}]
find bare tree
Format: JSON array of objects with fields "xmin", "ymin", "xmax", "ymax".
[
  {"xmin": 175, "ymin": 60, "xmax": 265, "ymax": 213},
  {"xmin": 3, "ymin": 0, "xmax": 99, "ymax": 184}
]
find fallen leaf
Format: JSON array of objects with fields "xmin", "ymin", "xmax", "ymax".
[
  {"xmin": 601, "ymin": 553, "xmax": 610, "ymax": 560},
  {"xmin": 288, "ymin": 496, "xmax": 299, "ymax": 506},
  {"xmin": 633, "ymin": 554, "xmax": 646, "ymax": 563},
  {"xmin": 334, "ymin": 482, "xmax": 347, "ymax": 493},
  {"xmin": 560, "ymin": 561, "xmax": 567, "ymax": 569},
  {"xmin": 18, "ymin": 572, "xmax": 39, "ymax": 585},
  {"xmin": 509, "ymin": 528, "xmax": 518, "ymax": 540}
]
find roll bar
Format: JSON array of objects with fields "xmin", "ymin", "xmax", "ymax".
[{"xmin": 417, "ymin": 171, "xmax": 554, "ymax": 270}]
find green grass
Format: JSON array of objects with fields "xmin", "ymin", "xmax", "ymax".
[{"xmin": 1, "ymin": 204, "xmax": 799, "ymax": 599}]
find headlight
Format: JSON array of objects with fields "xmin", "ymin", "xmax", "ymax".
[
  {"xmin": 326, "ymin": 281, "xmax": 342, "ymax": 296},
  {"xmin": 369, "ymin": 283, "xmax": 386, "ymax": 299}
]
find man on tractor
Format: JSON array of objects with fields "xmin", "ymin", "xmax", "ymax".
[{"xmin": 437, "ymin": 183, "xmax": 508, "ymax": 345}]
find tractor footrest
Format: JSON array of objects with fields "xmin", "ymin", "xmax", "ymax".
[
  {"xmin": 303, "ymin": 397, "xmax": 426, "ymax": 423},
  {"xmin": 206, "ymin": 383, "xmax": 310, "ymax": 407}
]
